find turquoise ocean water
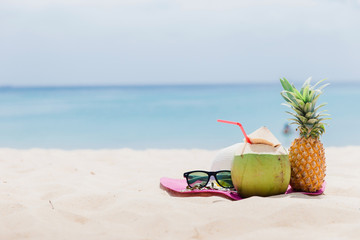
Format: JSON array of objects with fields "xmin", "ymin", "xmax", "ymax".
[{"xmin": 0, "ymin": 83, "xmax": 359, "ymax": 149}]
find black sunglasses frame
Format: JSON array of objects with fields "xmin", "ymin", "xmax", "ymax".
[{"xmin": 183, "ymin": 170, "xmax": 233, "ymax": 189}]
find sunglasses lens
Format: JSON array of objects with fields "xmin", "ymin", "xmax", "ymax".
[
  {"xmin": 216, "ymin": 171, "xmax": 233, "ymax": 188},
  {"xmin": 187, "ymin": 172, "xmax": 209, "ymax": 188}
]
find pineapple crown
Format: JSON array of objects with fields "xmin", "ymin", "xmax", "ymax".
[{"xmin": 280, "ymin": 77, "xmax": 330, "ymax": 139}]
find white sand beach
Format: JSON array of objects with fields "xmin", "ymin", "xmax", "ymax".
[{"xmin": 0, "ymin": 147, "xmax": 359, "ymax": 240}]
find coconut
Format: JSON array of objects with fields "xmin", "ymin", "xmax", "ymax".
[{"xmin": 231, "ymin": 127, "xmax": 290, "ymax": 197}]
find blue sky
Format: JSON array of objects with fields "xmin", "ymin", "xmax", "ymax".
[{"xmin": 0, "ymin": 0, "xmax": 359, "ymax": 86}]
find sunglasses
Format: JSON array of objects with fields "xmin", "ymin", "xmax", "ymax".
[{"xmin": 183, "ymin": 170, "xmax": 234, "ymax": 189}]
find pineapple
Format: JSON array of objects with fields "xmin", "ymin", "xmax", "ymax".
[{"xmin": 280, "ymin": 77, "xmax": 330, "ymax": 192}]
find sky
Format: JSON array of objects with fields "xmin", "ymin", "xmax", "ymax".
[{"xmin": 0, "ymin": 0, "xmax": 360, "ymax": 86}]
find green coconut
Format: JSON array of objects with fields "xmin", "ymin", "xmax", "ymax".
[{"xmin": 231, "ymin": 127, "xmax": 290, "ymax": 198}]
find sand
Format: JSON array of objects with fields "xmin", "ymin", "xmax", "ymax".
[{"xmin": 0, "ymin": 146, "xmax": 359, "ymax": 240}]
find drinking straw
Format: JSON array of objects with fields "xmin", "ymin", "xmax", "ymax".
[{"xmin": 217, "ymin": 119, "xmax": 252, "ymax": 144}]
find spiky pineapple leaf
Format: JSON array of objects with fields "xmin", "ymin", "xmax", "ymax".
[
  {"xmin": 302, "ymin": 85, "xmax": 310, "ymax": 102},
  {"xmin": 292, "ymin": 87, "xmax": 304, "ymax": 101},
  {"xmin": 317, "ymin": 113, "xmax": 330, "ymax": 117},
  {"xmin": 306, "ymin": 118, "xmax": 318, "ymax": 124},
  {"xmin": 301, "ymin": 77, "xmax": 312, "ymax": 90},
  {"xmin": 311, "ymin": 78, "xmax": 326, "ymax": 90},
  {"xmin": 308, "ymin": 90, "xmax": 316, "ymax": 102},
  {"xmin": 280, "ymin": 92, "xmax": 296, "ymax": 104},
  {"xmin": 304, "ymin": 102, "xmax": 312, "ymax": 112},
  {"xmin": 285, "ymin": 111, "xmax": 299, "ymax": 118},
  {"xmin": 305, "ymin": 112, "xmax": 314, "ymax": 118},
  {"xmin": 314, "ymin": 103, "xmax": 327, "ymax": 112},
  {"xmin": 317, "ymin": 83, "xmax": 330, "ymax": 91},
  {"xmin": 288, "ymin": 119, "xmax": 301, "ymax": 125},
  {"xmin": 283, "ymin": 104, "xmax": 303, "ymax": 115},
  {"xmin": 281, "ymin": 103, "xmax": 292, "ymax": 108},
  {"xmin": 310, "ymin": 93, "xmax": 321, "ymax": 106},
  {"xmin": 280, "ymin": 78, "xmax": 293, "ymax": 92},
  {"xmin": 280, "ymin": 77, "xmax": 330, "ymax": 139}
]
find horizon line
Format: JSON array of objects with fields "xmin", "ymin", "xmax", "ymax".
[{"xmin": 0, "ymin": 80, "xmax": 358, "ymax": 89}]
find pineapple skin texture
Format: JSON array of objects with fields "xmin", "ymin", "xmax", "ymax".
[{"xmin": 289, "ymin": 137, "xmax": 326, "ymax": 192}]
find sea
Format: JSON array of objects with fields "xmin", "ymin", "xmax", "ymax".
[{"xmin": 0, "ymin": 83, "xmax": 359, "ymax": 149}]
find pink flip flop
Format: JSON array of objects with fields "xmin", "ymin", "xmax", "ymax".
[{"xmin": 160, "ymin": 177, "xmax": 326, "ymax": 201}]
